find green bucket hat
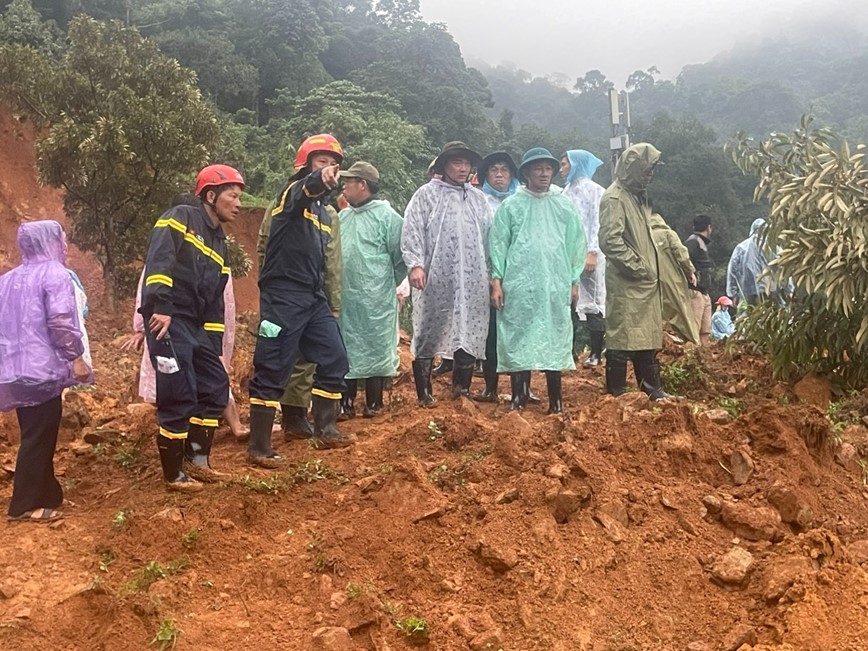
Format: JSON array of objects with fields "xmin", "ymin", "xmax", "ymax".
[
  {"xmin": 433, "ymin": 141, "xmax": 482, "ymax": 174},
  {"xmin": 479, "ymin": 152, "xmax": 518, "ymax": 181},
  {"xmin": 339, "ymin": 161, "xmax": 380, "ymax": 184},
  {"xmin": 518, "ymin": 147, "xmax": 560, "ymax": 180}
]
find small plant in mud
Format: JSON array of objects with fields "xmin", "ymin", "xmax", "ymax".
[
  {"xmin": 113, "ymin": 510, "xmax": 130, "ymax": 530},
  {"xmin": 717, "ymin": 396, "xmax": 744, "ymax": 418},
  {"xmin": 428, "ymin": 463, "xmax": 449, "ymax": 484},
  {"xmin": 660, "ymin": 352, "xmax": 707, "ymax": 395},
  {"xmin": 181, "ymin": 528, "xmax": 200, "ymax": 550},
  {"xmin": 396, "ymin": 616, "xmax": 430, "ymax": 645},
  {"xmin": 127, "ymin": 558, "xmax": 189, "ymax": 593},
  {"xmin": 151, "ymin": 619, "xmax": 181, "ymax": 650},
  {"xmin": 98, "ymin": 549, "xmax": 116, "ymax": 572},
  {"xmin": 346, "ymin": 582, "xmax": 363, "ymax": 599},
  {"xmin": 292, "ymin": 459, "xmax": 345, "ymax": 484},
  {"xmin": 114, "ymin": 445, "xmax": 140, "ymax": 468},
  {"xmin": 427, "ymin": 420, "xmax": 444, "ymax": 441},
  {"xmin": 826, "ymin": 397, "xmax": 862, "ymax": 433},
  {"xmin": 235, "ymin": 474, "xmax": 287, "ymax": 495}
]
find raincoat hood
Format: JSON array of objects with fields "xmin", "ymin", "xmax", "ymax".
[
  {"xmin": 564, "ymin": 150, "xmax": 604, "ymax": 185},
  {"xmin": 483, "ymin": 178, "xmax": 519, "ymax": 200},
  {"xmin": 749, "ymin": 218, "xmax": 765, "ymax": 235},
  {"xmin": 18, "ymin": 220, "xmax": 68, "ymax": 264},
  {"xmin": 614, "ymin": 143, "xmax": 661, "ymax": 193}
]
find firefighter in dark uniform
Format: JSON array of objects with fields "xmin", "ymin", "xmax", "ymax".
[
  {"xmin": 248, "ymin": 134, "xmax": 355, "ymax": 466},
  {"xmin": 140, "ymin": 164, "xmax": 244, "ymax": 492}
]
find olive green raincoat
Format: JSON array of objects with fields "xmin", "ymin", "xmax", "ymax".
[
  {"xmin": 598, "ymin": 144, "xmax": 663, "ymax": 351},
  {"xmin": 649, "ymin": 213, "xmax": 700, "ymax": 344}
]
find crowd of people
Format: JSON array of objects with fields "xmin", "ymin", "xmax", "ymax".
[{"xmin": 0, "ymin": 134, "xmax": 786, "ymax": 515}]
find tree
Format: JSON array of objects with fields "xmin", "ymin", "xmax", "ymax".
[
  {"xmin": 726, "ymin": 117, "xmax": 868, "ymax": 388},
  {"xmin": 7, "ymin": 16, "xmax": 219, "ymax": 305},
  {"xmin": 271, "ymin": 80, "xmax": 434, "ymax": 211},
  {"xmin": 574, "ymin": 69, "xmax": 614, "ymax": 96},
  {"xmin": 625, "ymin": 66, "xmax": 659, "ymax": 92},
  {"xmin": 0, "ymin": 0, "xmax": 60, "ymax": 55}
]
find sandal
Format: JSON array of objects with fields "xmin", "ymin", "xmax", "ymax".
[{"xmin": 8, "ymin": 508, "xmax": 63, "ymax": 523}]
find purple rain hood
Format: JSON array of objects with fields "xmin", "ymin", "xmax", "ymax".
[{"xmin": 0, "ymin": 220, "xmax": 91, "ymax": 411}]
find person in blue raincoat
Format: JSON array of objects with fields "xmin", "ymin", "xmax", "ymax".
[
  {"xmin": 337, "ymin": 162, "xmax": 406, "ymax": 418},
  {"xmin": 489, "ymin": 148, "xmax": 586, "ymax": 413},
  {"xmin": 711, "ymin": 296, "xmax": 736, "ymax": 340},
  {"xmin": 561, "ymin": 149, "xmax": 607, "ymax": 367}
]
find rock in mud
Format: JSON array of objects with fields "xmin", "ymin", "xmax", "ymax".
[
  {"xmin": 473, "ymin": 540, "xmax": 518, "ymax": 573},
  {"xmin": 720, "ymin": 502, "xmax": 782, "ymax": 542},
  {"xmin": 793, "ymin": 373, "xmax": 831, "ymax": 410},
  {"xmin": 710, "ymin": 547, "xmax": 754, "ymax": 587},
  {"xmin": 834, "ymin": 442, "xmax": 861, "ymax": 473},
  {"xmin": 546, "ymin": 486, "xmax": 591, "ymax": 524},
  {"xmin": 767, "ymin": 485, "xmax": 813, "ymax": 530},
  {"xmin": 494, "ymin": 487, "xmax": 519, "ymax": 504},
  {"xmin": 702, "ymin": 494, "xmax": 722, "ymax": 516},
  {"xmin": 702, "ymin": 409, "xmax": 732, "ymax": 424},
  {"xmin": 847, "ymin": 539, "xmax": 868, "ymax": 565},
  {"xmin": 729, "ymin": 450, "xmax": 755, "ymax": 486},
  {"xmin": 311, "ymin": 626, "xmax": 353, "ymax": 649},
  {"xmin": 762, "ymin": 555, "xmax": 813, "ymax": 603},
  {"xmin": 721, "ymin": 623, "xmax": 756, "ymax": 651}
]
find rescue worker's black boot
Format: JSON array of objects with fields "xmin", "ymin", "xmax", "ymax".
[
  {"xmin": 247, "ymin": 403, "xmax": 283, "ymax": 469},
  {"xmin": 282, "ymin": 404, "xmax": 314, "ymax": 442},
  {"xmin": 451, "ymin": 349, "xmax": 475, "ymax": 399},
  {"xmin": 412, "ymin": 358, "xmax": 436, "ymax": 407},
  {"xmin": 605, "ymin": 350, "xmax": 629, "ymax": 397},
  {"xmin": 634, "ymin": 352, "xmax": 673, "ymax": 402},
  {"xmin": 158, "ymin": 435, "xmax": 202, "ymax": 493},
  {"xmin": 545, "ymin": 371, "xmax": 564, "ymax": 414},
  {"xmin": 312, "ymin": 395, "xmax": 356, "ymax": 449},
  {"xmin": 527, "ymin": 377, "xmax": 542, "ymax": 404},
  {"xmin": 340, "ymin": 379, "xmax": 357, "ymax": 421},
  {"xmin": 473, "ymin": 356, "xmax": 499, "ymax": 403},
  {"xmin": 510, "ymin": 371, "xmax": 530, "ymax": 411},
  {"xmin": 431, "ymin": 358, "xmax": 453, "ymax": 377},
  {"xmin": 184, "ymin": 422, "xmax": 229, "ymax": 483},
  {"xmin": 363, "ymin": 377, "xmax": 385, "ymax": 417}
]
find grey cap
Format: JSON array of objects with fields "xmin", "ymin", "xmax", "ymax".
[{"xmin": 339, "ymin": 161, "xmax": 379, "ymax": 183}]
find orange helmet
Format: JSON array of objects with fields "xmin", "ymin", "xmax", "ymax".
[
  {"xmin": 195, "ymin": 164, "xmax": 245, "ymax": 196},
  {"xmin": 294, "ymin": 134, "xmax": 344, "ymax": 169}
]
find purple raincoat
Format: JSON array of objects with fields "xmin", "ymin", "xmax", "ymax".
[{"xmin": 0, "ymin": 221, "xmax": 92, "ymax": 412}]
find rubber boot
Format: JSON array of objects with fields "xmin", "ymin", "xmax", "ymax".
[
  {"xmin": 451, "ymin": 349, "xmax": 475, "ymax": 399},
  {"xmin": 158, "ymin": 435, "xmax": 203, "ymax": 493},
  {"xmin": 363, "ymin": 377, "xmax": 384, "ymax": 417},
  {"xmin": 282, "ymin": 404, "xmax": 313, "ymax": 442},
  {"xmin": 545, "ymin": 371, "xmax": 563, "ymax": 414},
  {"xmin": 312, "ymin": 395, "xmax": 357, "ymax": 449},
  {"xmin": 247, "ymin": 403, "xmax": 283, "ymax": 468},
  {"xmin": 605, "ymin": 350, "xmax": 629, "ymax": 397},
  {"xmin": 527, "ymin": 377, "xmax": 542, "ymax": 404},
  {"xmin": 340, "ymin": 379, "xmax": 357, "ymax": 421},
  {"xmin": 473, "ymin": 356, "xmax": 499, "ymax": 403},
  {"xmin": 184, "ymin": 423, "xmax": 229, "ymax": 483},
  {"xmin": 635, "ymin": 354, "xmax": 674, "ymax": 401},
  {"xmin": 431, "ymin": 358, "xmax": 453, "ymax": 377},
  {"xmin": 412, "ymin": 358, "xmax": 436, "ymax": 407},
  {"xmin": 510, "ymin": 371, "xmax": 530, "ymax": 411},
  {"xmin": 473, "ymin": 359, "xmax": 484, "ymax": 377}
]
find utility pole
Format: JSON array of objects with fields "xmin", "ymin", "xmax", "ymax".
[{"xmin": 608, "ymin": 89, "xmax": 631, "ymax": 178}]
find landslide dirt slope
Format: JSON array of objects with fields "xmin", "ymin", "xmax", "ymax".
[{"xmin": 2, "ymin": 107, "xmax": 868, "ymax": 651}]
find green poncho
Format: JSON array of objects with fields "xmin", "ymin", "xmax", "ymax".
[
  {"xmin": 489, "ymin": 186, "xmax": 586, "ymax": 372},
  {"xmin": 338, "ymin": 199, "xmax": 406, "ymax": 379},
  {"xmin": 599, "ymin": 143, "xmax": 663, "ymax": 351},
  {"xmin": 649, "ymin": 213, "xmax": 700, "ymax": 344}
]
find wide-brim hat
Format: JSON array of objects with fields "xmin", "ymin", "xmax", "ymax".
[
  {"xmin": 479, "ymin": 151, "xmax": 518, "ymax": 181},
  {"xmin": 433, "ymin": 141, "xmax": 482, "ymax": 173},
  {"xmin": 339, "ymin": 161, "xmax": 379, "ymax": 184},
  {"xmin": 518, "ymin": 147, "xmax": 560, "ymax": 179}
]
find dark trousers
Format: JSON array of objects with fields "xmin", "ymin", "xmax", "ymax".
[
  {"xmin": 249, "ymin": 290, "xmax": 348, "ymax": 402},
  {"xmin": 9, "ymin": 395, "xmax": 63, "ymax": 517},
  {"xmin": 147, "ymin": 317, "xmax": 229, "ymax": 438}
]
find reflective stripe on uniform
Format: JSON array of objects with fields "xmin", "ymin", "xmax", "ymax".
[
  {"xmin": 190, "ymin": 417, "xmax": 219, "ymax": 428},
  {"xmin": 203, "ymin": 322, "xmax": 225, "ymax": 333},
  {"xmin": 146, "ymin": 274, "xmax": 173, "ymax": 287},
  {"xmin": 154, "ymin": 217, "xmax": 187, "ymax": 234},
  {"xmin": 250, "ymin": 397, "xmax": 280, "ymax": 409},
  {"xmin": 303, "ymin": 210, "xmax": 332, "ymax": 234},
  {"xmin": 311, "ymin": 388, "xmax": 341, "ymax": 400},
  {"xmin": 159, "ymin": 427, "xmax": 187, "ymax": 440}
]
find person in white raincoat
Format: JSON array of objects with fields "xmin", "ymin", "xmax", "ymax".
[
  {"xmin": 561, "ymin": 149, "xmax": 607, "ymax": 367},
  {"xmin": 337, "ymin": 162, "xmax": 406, "ymax": 417},
  {"xmin": 489, "ymin": 148, "xmax": 586, "ymax": 413},
  {"xmin": 401, "ymin": 142, "xmax": 492, "ymax": 405}
]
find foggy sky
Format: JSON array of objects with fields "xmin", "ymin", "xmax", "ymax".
[{"xmin": 420, "ymin": 0, "xmax": 868, "ymax": 87}]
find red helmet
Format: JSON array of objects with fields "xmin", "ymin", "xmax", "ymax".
[
  {"xmin": 195, "ymin": 164, "xmax": 245, "ymax": 196},
  {"xmin": 294, "ymin": 134, "xmax": 344, "ymax": 169},
  {"xmin": 716, "ymin": 296, "xmax": 734, "ymax": 307}
]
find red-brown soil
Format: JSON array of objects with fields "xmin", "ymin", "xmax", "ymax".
[{"xmin": 2, "ymin": 109, "xmax": 868, "ymax": 651}]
